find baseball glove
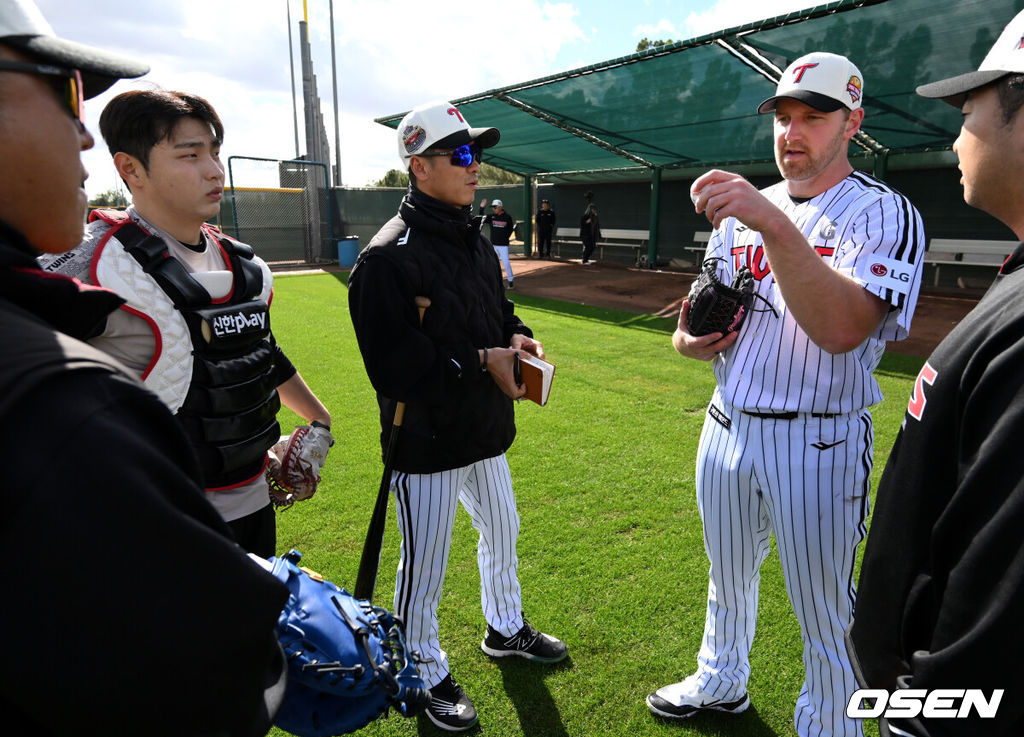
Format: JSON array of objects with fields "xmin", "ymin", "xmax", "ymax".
[
  {"xmin": 686, "ymin": 258, "xmax": 757, "ymax": 337},
  {"xmin": 268, "ymin": 424, "xmax": 334, "ymax": 509},
  {"xmin": 268, "ymin": 550, "xmax": 430, "ymax": 737}
]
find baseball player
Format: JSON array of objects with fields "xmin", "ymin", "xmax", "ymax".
[
  {"xmin": 849, "ymin": 13, "xmax": 1024, "ymax": 737},
  {"xmin": 38, "ymin": 89, "xmax": 333, "ymax": 558},
  {"xmin": 480, "ymin": 197, "xmax": 516, "ymax": 288},
  {"xmin": 648, "ymin": 53, "xmax": 926, "ymax": 737},
  {"xmin": 348, "ymin": 100, "xmax": 566, "ymax": 732}
]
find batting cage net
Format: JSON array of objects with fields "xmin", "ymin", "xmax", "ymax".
[{"xmin": 224, "ymin": 156, "xmax": 334, "ymax": 265}]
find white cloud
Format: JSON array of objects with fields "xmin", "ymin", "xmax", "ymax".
[
  {"xmin": 633, "ymin": 19, "xmax": 680, "ymax": 39},
  {"xmin": 38, "ymin": 0, "xmax": 588, "ymax": 192}
]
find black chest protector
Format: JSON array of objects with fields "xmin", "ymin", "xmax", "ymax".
[{"xmin": 116, "ymin": 223, "xmax": 281, "ymax": 489}]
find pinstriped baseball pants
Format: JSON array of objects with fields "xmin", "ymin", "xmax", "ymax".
[
  {"xmin": 694, "ymin": 394, "xmax": 872, "ymax": 737},
  {"xmin": 391, "ymin": 454, "xmax": 524, "ymax": 688}
]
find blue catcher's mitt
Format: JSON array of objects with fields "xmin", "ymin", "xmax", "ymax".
[{"xmin": 267, "ymin": 550, "xmax": 430, "ymax": 736}]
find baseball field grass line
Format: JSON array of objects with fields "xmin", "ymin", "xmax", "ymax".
[{"xmin": 265, "ymin": 273, "xmax": 920, "ymax": 737}]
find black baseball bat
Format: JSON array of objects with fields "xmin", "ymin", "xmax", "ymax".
[{"xmin": 354, "ymin": 296, "xmax": 430, "ymax": 601}]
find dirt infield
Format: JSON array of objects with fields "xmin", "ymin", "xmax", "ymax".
[
  {"xmin": 293, "ymin": 252, "xmax": 979, "ymax": 359},
  {"xmin": 504, "ymin": 254, "xmax": 978, "ymax": 358}
]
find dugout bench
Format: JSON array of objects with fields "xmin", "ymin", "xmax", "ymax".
[
  {"xmin": 551, "ymin": 227, "xmax": 648, "ymax": 266},
  {"xmin": 924, "ymin": 238, "xmax": 1016, "ymax": 288}
]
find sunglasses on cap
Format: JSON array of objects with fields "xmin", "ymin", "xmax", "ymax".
[
  {"xmin": 0, "ymin": 59, "xmax": 84, "ymax": 125},
  {"xmin": 420, "ymin": 143, "xmax": 482, "ymax": 167}
]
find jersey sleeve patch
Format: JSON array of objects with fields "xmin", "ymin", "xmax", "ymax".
[{"xmin": 853, "ymin": 255, "xmax": 917, "ymax": 296}]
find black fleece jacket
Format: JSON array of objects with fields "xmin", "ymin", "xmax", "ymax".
[
  {"xmin": 0, "ymin": 220, "xmax": 287, "ymax": 737},
  {"xmin": 348, "ymin": 187, "xmax": 533, "ymax": 473}
]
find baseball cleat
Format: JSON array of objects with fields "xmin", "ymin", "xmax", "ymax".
[
  {"xmin": 646, "ymin": 676, "xmax": 749, "ymax": 720},
  {"xmin": 481, "ymin": 619, "xmax": 568, "ymax": 662},
  {"xmin": 425, "ymin": 674, "xmax": 478, "ymax": 731}
]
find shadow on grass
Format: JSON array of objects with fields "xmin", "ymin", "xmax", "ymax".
[
  {"xmin": 493, "ymin": 656, "xmax": 573, "ymax": 737},
  {"xmin": 413, "ymin": 657, "xmax": 572, "ymax": 737},
  {"xmin": 649, "ymin": 703, "xmax": 778, "ymax": 735}
]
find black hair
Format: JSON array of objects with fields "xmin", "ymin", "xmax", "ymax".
[
  {"xmin": 997, "ymin": 74, "xmax": 1024, "ymax": 125},
  {"xmin": 99, "ymin": 89, "xmax": 223, "ymax": 170}
]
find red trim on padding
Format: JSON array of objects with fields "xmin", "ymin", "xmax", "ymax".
[
  {"xmin": 118, "ymin": 304, "xmax": 162, "ymax": 381},
  {"xmin": 205, "ymin": 455, "xmax": 270, "ymax": 492}
]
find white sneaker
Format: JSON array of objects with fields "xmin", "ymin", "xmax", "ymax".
[{"xmin": 646, "ymin": 675, "xmax": 749, "ymax": 720}]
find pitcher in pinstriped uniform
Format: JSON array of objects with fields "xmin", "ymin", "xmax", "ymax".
[{"xmin": 648, "ymin": 52, "xmax": 926, "ymax": 737}]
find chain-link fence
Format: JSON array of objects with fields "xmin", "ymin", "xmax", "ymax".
[{"xmin": 225, "ymin": 156, "xmax": 333, "ymax": 264}]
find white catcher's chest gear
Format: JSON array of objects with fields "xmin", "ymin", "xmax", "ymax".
[{"xmin": 85, "ymin": 210, "xmax": 281, "ymax": 489}]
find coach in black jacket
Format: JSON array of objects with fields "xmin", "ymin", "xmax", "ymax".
[
  {"xmin": 348, "ymin": 100, "xmax": 567, "ymax": 732},
  {"xmin": 848, "ymin": 13, "xmax": 1024, "ymax": 737},
  {"xmin": 0, "ymin": 2, "xmax": 288, "ymax": 734}
]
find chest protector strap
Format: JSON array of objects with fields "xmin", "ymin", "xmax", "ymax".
[{"xmin": 110, "ymin": 219, "xmax": 280, "ymax": 489}]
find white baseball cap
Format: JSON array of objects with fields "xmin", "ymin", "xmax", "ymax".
[
  {"xmin": 492, "ymin": 199, "xmax": 503, "ymax": 207},
  {"xmin": 758, "ymin": 52, "xmax": 863, "ymax": 114},
  {"xmin": 0, "ymin": 0, "xmax": 148, "ymax": 99},
  {"xmin": 917, "ymin": 10, "xmax": 1024, "ymax": 108},
  {"xmin": 397, "ymin": 100, "xmax": 499, "ymax": 167}
]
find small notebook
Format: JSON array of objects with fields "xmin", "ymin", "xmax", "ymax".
[{"xmin": 518, "ymin": 354, "xmax": 555, "ymax": 406}]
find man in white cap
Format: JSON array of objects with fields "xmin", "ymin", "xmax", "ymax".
[
  {"xmin": 0, "ymin": 0, "xmax": 292, "ymax": 734},
  {"xmin": 848, "ymin": 12, "xmax": 1024, "ymax": 737},
  {"xmin": 479, "ymin": 197, "xmax": 516, "ymax": 288},
  {"xmin": 348, "ymin": 100, "xmax": 566, "ymax": 732},
  {"xmin": 648, "ymin": 52, "xmax": 926, "ymax": 737}
]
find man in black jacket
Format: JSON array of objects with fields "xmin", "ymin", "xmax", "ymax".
[
  {"xmin": 0, "ymin": 0, "xmax": 289, "ymax": 734},
  {"xmin": 349, "ymin": 100, "xmax": 567, "ymax": 732},
  {"xmin": 536, "ymin": 199, "xmax": 556, "ymax": 259},
  {"xmin": 579, "ymin": 202, "xmax": 601, "ymax": 264},
  {"xmin": 847, "ymin": 10, "xmax": 1024, "ymax": 737}
]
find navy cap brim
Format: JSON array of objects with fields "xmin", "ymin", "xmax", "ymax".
[
  {"xmin": 758, "ymin": 90, "xmax": 845, "ymax": 114},
  {"xmin": 916, "ymin": 69, "xmax": 1010, "ymax": 109},
  {"xmin": 2, "ymin": 33, "xmax": 148, "ymax": 99}
]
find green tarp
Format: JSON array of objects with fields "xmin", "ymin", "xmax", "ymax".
[{"xmin": 379, "ymin": 0, "xmax": 1024, "ymax": 182}]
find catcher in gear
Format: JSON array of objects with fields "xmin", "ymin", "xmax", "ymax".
[
  {"xmin": 268, "ymin": 423, "xmax": 335, "ymax": 509},
  {"xmin": 255, "ymin": 550, "xmax": 430, "ymax": 737}
]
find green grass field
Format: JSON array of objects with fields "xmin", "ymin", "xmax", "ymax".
[{"xmin": 267, "ymin": 272, "xmax": 925, "ymax": 737}]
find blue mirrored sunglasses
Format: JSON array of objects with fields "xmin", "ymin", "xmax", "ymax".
[{"xmin": 421, "ymin": 143, "xmax": 482, "ymax": 167}]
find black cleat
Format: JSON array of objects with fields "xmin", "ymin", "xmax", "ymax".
[
  {"xmin": 426, "ymin": 674, "xmax": 478, "ymax": 731},
  {"xmin": 481, "ymin": 619, "xmax": 568, "ymax": 662}
]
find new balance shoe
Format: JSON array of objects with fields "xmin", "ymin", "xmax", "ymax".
[
  {"xmin": 646, "ymin": 675, "xmax": 749, "ymax": 720},
  {"xmin": 481, "ymin": 619, "xmax": 568, "ymax": 662},
  {"xmin": 426, "ymin": 674, "xmax": 478, "ymax": 732}
]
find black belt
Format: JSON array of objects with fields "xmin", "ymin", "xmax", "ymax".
[{"xmin": 742, "ymin": 410, "xmax": 838, "ymax": 420}]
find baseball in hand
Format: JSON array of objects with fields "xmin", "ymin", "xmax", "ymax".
[{"xmin": 690, "ymin": 187, "xmax": 703, "ymax": 206}]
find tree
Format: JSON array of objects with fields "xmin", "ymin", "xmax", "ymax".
[
  {"xmin": 371, "ymin": 169, "xmax": 409, "ymax": 188},
  {"xmin": 88, "ymin": 188, "xmax": 128, "ymax": 208},
  {"xmin": 478, "ymin": 162, "xmax": 522, "ymax": 186},
  {"xmin": 636, "ymin": 37, "xmax": 675, "ymax": 53}
]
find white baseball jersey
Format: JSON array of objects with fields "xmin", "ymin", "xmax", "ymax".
[
  {"xmin": 670, "ymin": 170, "xmax": 927, "ymax": 737},
  {"xmin": 706, "ymin": 171, "xmax": 925, "ymax": 414}
]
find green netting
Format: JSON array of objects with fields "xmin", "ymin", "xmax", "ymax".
[{"xmin": 378, "ymin": 0, "xmax": 1024, "ymax": 181}]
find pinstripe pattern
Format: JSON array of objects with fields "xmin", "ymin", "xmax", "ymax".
[
  {"xmin": 391, "ymin": 454, "xmax": 523, "ymax": 688},
  {"xmin": 693, "ymin": 392, "xmax": 872, "ymax": 737},
  {"xmin": 707, "ymin": 173, "xmax": 925, "ymax": 414}
]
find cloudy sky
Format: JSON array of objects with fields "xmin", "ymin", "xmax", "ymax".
[{"xmin": 37, "ymin": 0, "xmax": 819, "ymax": 197}]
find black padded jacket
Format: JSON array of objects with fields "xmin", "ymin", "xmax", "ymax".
[{"xmin": 348, "ymin": 187, "xmax": 533, "ymax": 473}]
